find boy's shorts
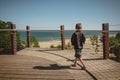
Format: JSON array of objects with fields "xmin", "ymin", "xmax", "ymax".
[{"xmin": 75, "ymin": 48, "xmax": 82, "ymax": 58}]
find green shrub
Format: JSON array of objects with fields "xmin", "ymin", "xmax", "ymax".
[
  {"xmin": 30, "ymin": 36, "xmax": 40, "ymax": 47},
  {"xmin": 0, "ymin": 31, "xmax": 11, "ymax": 49},
  {"xmin": 50, "ymin": 45, "xmax": 55, "ymax": 48},
  {"xmin": 16, "ymin": 32, "xmax": 26, "ymax": 50},
  {"xmin": 21, "ymin": 41, "xmax": 26, "ymax": 48},
  {"xmin": 90, "ymin": 35, "xmax": 98, "ymax": 47},
  {"xmin": 0, "ymin": 20, "xmax": 25, "ymax": 51},
  {"xmin": 56, "ymin": 44, "xmax": 61, "ymax": 49},
  {"xmin": 90, "ymin": 35, "xmax": 99, "ymax": 53},
  {"xmin": 50, "ymin": 42, "xmax": 73, "ymax": 50},
  {"xmin": 65, "ymin": 42, "xmax": 73, "ymax": 50},
  {"xmin": 110, "ymin": 32, "xmax": 120, "ymax": 61},
  {"xmin": 33, "ymin": 42, "xmax": 40, "ymax": 47},
  {"xmin": 116, "ymin": 32, "xmax": 120, "ymax": 40}
]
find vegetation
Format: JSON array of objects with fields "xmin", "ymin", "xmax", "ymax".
[
  {"xmin": 50, "ymin": 44, "xmax": 61, "ymax": 49},
  {"xmin": 50, "ymin": 42, "xmax": 73, "ymax": 50},
  {"xmin": 0, "ymin": 20, "xmax": 25, "ymax": 53},
  {"xmin": 90, "ymin": 35, "xmax": 99, "ymax": 53},
  {"xmin": 30, "ymin": 36, "xmax": 40, "ymax": 47},
  {"xmin": 50, "ymin": 45, "xmax": 56, "ymax": 48},
  {"xmin": 65, "ymin": 42, "xmax": 73, "ymax": 50},
  {"xmin": 109, "ymin": 32, "xmax": 120, "ymax": 62},
  {"xmin": 56, "ymin": 44, "xmax": 62, "ymax": 49}
]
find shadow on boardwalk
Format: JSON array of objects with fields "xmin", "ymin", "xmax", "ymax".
[
  {"xmin": 33, "ymin": 64, "xmax": 71, "ymax": 70},
  {"xmin": 36, "ymin": 49, "xmax": 98, "ymax": 80}
]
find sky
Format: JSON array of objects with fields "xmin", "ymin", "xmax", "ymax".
[{"xmin": 0, "ymin": 0, "xmax": 120, "ymax": 30}]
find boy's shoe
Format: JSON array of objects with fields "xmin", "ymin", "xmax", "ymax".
[{"xmin": 71, "ymin": 64, "xmax": 76, "ymax": 67}]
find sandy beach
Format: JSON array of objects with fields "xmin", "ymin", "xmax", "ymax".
[{"xmin": 39, "ymin": 38, "xmax": 91, "ymax": 48}]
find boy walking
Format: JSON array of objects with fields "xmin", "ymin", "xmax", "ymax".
[{"xmin": 71, "ymin": 23, "xmax": 86, "ymax": 69}]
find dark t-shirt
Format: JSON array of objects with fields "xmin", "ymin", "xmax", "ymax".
[{"xmin": 71, "ymin": 30, "xmax": 86, "ymax": 49}]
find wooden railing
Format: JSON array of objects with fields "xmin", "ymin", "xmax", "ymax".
[{"xmin": 0, "ymin": 23, "xmax": 112, "ymax": 59}]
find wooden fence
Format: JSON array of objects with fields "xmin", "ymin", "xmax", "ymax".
[{"xmin": 0, "ymin": 23, "xmax": 110, "ymax": 59}]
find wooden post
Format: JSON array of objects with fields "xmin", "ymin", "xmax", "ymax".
[
  {"xmin": 26, "ymin": 26, "xmax": 30, "ymax": 47},
  {"xmin": 11, "ymin": 24, "xmax": 17, "ymax": 55},
  {"xmin": 102, "ymin": 23, "xmax": 109, "ymax": 59},
  {"xmin": 60, "ymin": 25, "xmax": 65, "ymax": 50}
]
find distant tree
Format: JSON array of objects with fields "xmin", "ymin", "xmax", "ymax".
[
  {"xmin": 0, "ymin": 20, "xmax": 12, "ymax": 49},
  {"xmin": 0, "ymin": 20, "xmax": 25, "ymax": 52}
]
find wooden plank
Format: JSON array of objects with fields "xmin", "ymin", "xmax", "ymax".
[{"xmin": 0, "ymin": 55, "xmax": 74, "ymax": 80}]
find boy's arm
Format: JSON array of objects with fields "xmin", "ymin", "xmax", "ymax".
[
  {"xmin": 71, "ymin": 33, "xmax": 75, "ymax": 45},
  {"xmin": 82, "ymin": 33, "xmax": 86, "ymax": 44}
]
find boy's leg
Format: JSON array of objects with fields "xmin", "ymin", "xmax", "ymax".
[
  {"xmin": 74, "ymin": 58, "xmax": 77, "ymax": 66},
  {"xmin": 71, "ymin": 58, "xmax": 77, "ymax": 67},
  {"xmin": 79, "ymin": 58, "xmax": 86, "ymax": 69}
]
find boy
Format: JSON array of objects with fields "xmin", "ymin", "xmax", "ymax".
[{"xmin": 71, "ymin": 23, "xmax": 86, "ymax": 69}]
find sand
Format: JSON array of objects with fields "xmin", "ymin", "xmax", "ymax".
[{"xmin": 39, "ymin": 38, "xmax": 91, "ymax": 48}]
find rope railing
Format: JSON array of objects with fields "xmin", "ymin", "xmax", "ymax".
[
  {"xmin": 0, "ymin": 29, "xmax": 119, "ymax": 32},
  {"xmin": 0, "ymin": 29, "xmax": 16, "ymax": 31},
  {"xmin": 110, "ymin": 24, "xmax": 120, "ymax": 26},
  {"xmin": 0, "ymin": 23, "xmax": 119, "ymax": 59}
]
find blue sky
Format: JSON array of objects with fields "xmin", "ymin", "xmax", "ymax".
[{"xmin": 0, "ymin": 0, "xmax": 120, "ymax": 30}]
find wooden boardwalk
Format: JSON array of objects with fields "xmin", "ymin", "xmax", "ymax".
[
  {"xmin": 0, "ymin": 48, "xmax": 120, "ymax": 80},
  {"xmin": 0, "ymin": 55, "xmax": 74, "ymax": 80}
]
